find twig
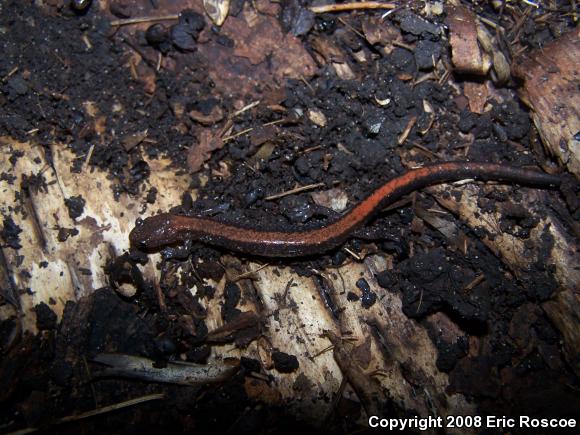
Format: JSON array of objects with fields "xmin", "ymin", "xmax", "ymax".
[
  {"xmin": 521, "ymin": 0, "xmax": 540, "ymax": 7},
  {"xmin": 110, "ymin": 14, "xmax": 179, "ymax": 27},
  {"xmin": 392, "ymin": 40, "xmax": 415, "ymax": 51},
  {"xmin": 262, "ymin": 118, "xmax": 286, "ymax": 127},
  {"xmin": 438, "ymin": 68, "xmax": 451, "ymax": 85},
  {"xmin": 299, "ymin": 75, "xmax": 315, "ymax": 93},
  {"xmin": 83, "ymin": 144, "xmax": 95, "ymax": 171},
  {"xmin": 7, "ymin": 394, "xmax": 165, "ymax": 435},
  {"xmin": 312, "ymin": 344, "xmax": 335, "ymax": 357},
  {"xmin": 343, "ymin": 246, "xmax": 362, "ymax": 260},
  {"xmin": 310, "ymin": 2, "xmax": 396, "ymax": 13},
  {"xmin": 410, "ymin": 142, "xmax": 442, "ymax": 159},
  {"xmin": 397, "ymin": 115, "xmax": 417, "ymax": 145},
  {"xmin": 233, "ymin": 100, "xmax": 260, "ymax": 117},
  {"xmin": 222, "ymin": 127, "xmax": 253, "ymax": 143},
  {"xmin": 1, "ymin": 66, "xmax": 18, "ymax": 83},
  {"xmin": 413, "ymin": 72, "xmax": 437, "ymax": 86},
  {"xmin": 156, "ymin": 52, "xmax": 162, "ymax": 72},
  {"xmin": 416, "ymin": 289, "xmax": 424, "ymax": 314},
  {"xmin": 60, "ymin": 394, "xmax": 165, "ymax": 423},
  {"xmin": 478, "ymin": 15, "xmax": 499, "ymax": 29},
  {"xmin": 298, "ymin": 145, "xmax": 324, "ymax": 155},
  {"xmin": 265, "ymin": 182, "xmax": 325, "ymax": 201},
  {"xmin": 337, "ymin": 17, "xmax": 366, "ymax": 40},
  {"xmin": 232, "ymin": 263, "xmax": 270, "ymax": 281},
  {"xmin": 463, "ymin": 274, "xmax": 485, "ymax": 292},
  {"xmin": 153, "ymin": 279, "xmax": 167, "ymax": 311}
]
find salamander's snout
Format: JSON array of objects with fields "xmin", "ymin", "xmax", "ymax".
[{"xmin": 128, "ymin": 218, "xmax": 148, "ymax": 250}]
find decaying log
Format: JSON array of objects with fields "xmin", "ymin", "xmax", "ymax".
[
  {"xmin": 1, "ymin": 1, "xmax": 578, "ymax": 430},
  {"xmin": 433, "ymin": 183, "xmax": 579, "ymax": 376},
  {"xmin": 0, "ymin": 138, "xmax": 189, "ymax": 331},
  {"xmin": 512, "ymin": 28, "xmax": 580, "ymax": 177}
]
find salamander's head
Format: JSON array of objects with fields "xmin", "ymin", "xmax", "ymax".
[{"xmin": 129, "ymin": 213, "xmax": 180, "ymax": 251}]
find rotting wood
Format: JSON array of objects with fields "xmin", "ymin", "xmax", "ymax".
[
  {"xmin": 446, "ymin": 4, "xmax": 491, "ymax": 75},
  {"xmin": 1, "ymin": 0, "xmax": 577, "ymax": 431},
  {"xmin": 0, "ymin": 138, "xmax": 190, "ymax": 331},
  {"xmin": 512, "ymin": 28, "xmax": 580, "ymax": 177},
  {"xmin": 432, "ymin": 183, "xmax": 580, "ymax": 376}
]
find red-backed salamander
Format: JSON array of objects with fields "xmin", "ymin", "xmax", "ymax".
[{"xmin": 129, "ymin": 162, "xmax": 561, "ymax": 257}]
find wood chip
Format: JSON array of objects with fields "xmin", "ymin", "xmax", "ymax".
[{"xmin": 446, "ymin": 4, "xmax": 490, "ymax": 75}]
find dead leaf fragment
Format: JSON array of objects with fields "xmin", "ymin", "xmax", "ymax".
[
  {"xmin": 463, "ymin": 81, "xmax": 489, "ymax": 114},
  {"xmin": 204, "ymin": 0, "xmax": 230, "ymax": 26},
  {"xmin": 491, "ymin": 49, "xmax": 510, "ymax": 84},
  {"xmin": 361, "ymin": 16, "xmax": 399, "ymax": 46},
  {"xmin": 252, "ymin": 142, "xmax": 276, "ymax": 162},
  {"xmin": 198, "ymin": 8, "xmax": 316, "ymax": 98},
  {"xmin": 189, "ymin": 105, "xmax": 224, "ymax": 125},
  {"xmin": 249, "ymin": 124, "xmax": 277, "ymax": 147},
  {"xmin": 187, "ymin": 129, "xmax": 224, "ymax": 172},
  {"xmin": 121, "ymin": 129, "xmax": 148, "ymax": 151},
  {"xmin": 310, "ymin": 36, "xmax": 355, "ymax": 80},
  {"xmin": 476, "ymin": 22, "xmax": 510, "ymax": 84}
]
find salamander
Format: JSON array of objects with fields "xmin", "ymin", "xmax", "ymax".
[{"xmin": 129, "ymin": 162, "xmax": 561, "ymax": 257}]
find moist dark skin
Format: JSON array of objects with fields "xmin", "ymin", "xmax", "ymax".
[{"xmin": 129, "ymin": 162, "xmax": 562, "ymax": 257}]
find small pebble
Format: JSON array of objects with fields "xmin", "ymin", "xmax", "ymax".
[{"xmin": 71, "ymin": 0, "xmax": 92, "ymax": 13}]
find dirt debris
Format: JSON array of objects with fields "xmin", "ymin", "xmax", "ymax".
[{"xmin": 1, "ymin": 0, "xmax": 579, "ymax": 433}]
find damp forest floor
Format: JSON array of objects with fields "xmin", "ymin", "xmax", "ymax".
[{"xmin": 0, "ymin": 1, "xmax": 579, "ymax": 434}]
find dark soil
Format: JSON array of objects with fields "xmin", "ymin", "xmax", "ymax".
[{"xmin": 1, "ymin": 1, "xmax": 578, "ymax": 434}]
